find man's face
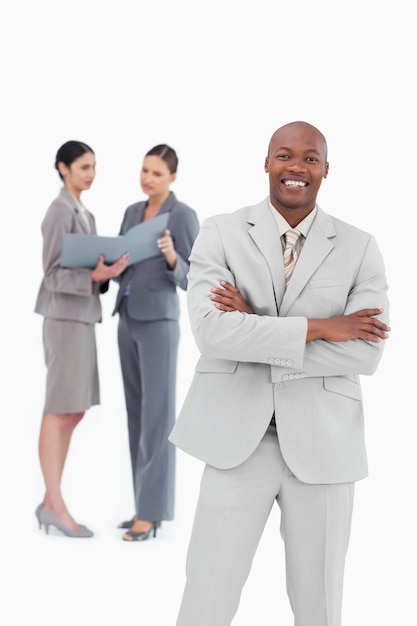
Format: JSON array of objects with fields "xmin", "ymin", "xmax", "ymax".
[{"xmin": 264, "ymin": 123, "xmax": 329, "ymax": 219}]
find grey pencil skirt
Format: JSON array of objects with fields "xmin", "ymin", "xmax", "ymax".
[{"xmin": 42, "ymin": 318, "xmax": 100, "ymax": 414}]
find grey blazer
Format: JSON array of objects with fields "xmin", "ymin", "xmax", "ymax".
[
  {"xmin": 169, "ymin": 199, "xmax": 390, "ymax": 484},
  {"xmin": 35, "ymin": 187, "xmax": 106, "ymax": 324},
  {"xmin": 112, "ymin": 192, "xmax": 199, "ymax": 320}
]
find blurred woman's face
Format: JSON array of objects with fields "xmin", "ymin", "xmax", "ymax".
[
  {"xmin": 140, "ymin": 155, "xmax": 176, "ymax": 198},
  {"xmin": 58, "ymin": 151, "xmax": 96, "ymax": 197}
]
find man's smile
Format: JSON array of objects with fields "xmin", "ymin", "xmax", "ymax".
[{"xmin": 282, "ymin": 178, "xmax": 309, "ymax": 188}]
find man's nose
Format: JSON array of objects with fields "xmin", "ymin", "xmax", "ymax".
[{"xmin": 287, "ymin": 160, "xmax": 307, "ymax": 172}]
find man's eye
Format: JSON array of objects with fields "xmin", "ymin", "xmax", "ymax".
[
  {"xmin": 277, "ymin": 154, "xmax": 289, "ymax": 160},
  {"xmin": 306, "ymin": 157, "xmax": 318, "ymax": 163}
]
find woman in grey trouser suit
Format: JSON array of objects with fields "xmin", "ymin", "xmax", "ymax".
[{"xmin": 113, "ymin": 144, "xmax": 199, "ymax": 541}]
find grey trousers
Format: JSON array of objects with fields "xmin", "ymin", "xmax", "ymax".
[
  {"xmin": 117, "ymin": 303, "xmax": 178, "ymax": 521},
  {"xmin": 176, "ymin": 426, "xmax": 355, "ymax": 626}
]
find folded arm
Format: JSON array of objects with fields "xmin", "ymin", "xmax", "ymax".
[
  {"xmin": 213, "ymin": 281, "xmax": 390, "ymax": 376},
  {"xmin": 199, "ymin": 217, "xmax": 390, "ymax": 377},
  {"xmin": 212, "ymin": 282, "xmax": 389, "ymax": 343},
  {"xmin": 187, "ymin": 219, "xmax": 308, "ymax": 367}
]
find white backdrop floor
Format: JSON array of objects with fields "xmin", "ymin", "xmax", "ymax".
[{"xmin": 2, "ymin": 304, "xmax": 413, "ymax": 625}]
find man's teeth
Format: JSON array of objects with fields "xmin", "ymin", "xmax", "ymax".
[{"xmin": 284, "ymin": 180, "xmax": 306, "ymax": 187}]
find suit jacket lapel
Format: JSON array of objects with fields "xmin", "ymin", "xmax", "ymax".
[
  {"xmin": 59, "ymin": 187, "xmax": 93, "ymax": 234},
  {"xmin": 128, "ymin": 191, "xmax": 176, "ymax": 228},
  {"xmin": 247, "ymin": 199, "xmax": 285, "ymax": 314},
  {"xmin": 75, "ymin": 210, "xmax": 93, "ymax": 234},
  {"xmin": 129, "ymin": 202, "xmax": 146, "ymax": 227},
  {"xmin": 280, "ymin": 207, "xmax": 336, "ymax": 316},
  {"xmin": 160, "ymin": 191, "xmax": 176, "ymax": 215},
  {"xmin": 247, "ymin": 201, "xmax": 337, "ymax": 316}
]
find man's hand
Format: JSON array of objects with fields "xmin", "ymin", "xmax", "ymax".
[
  {"xmin": 210, "ymin": 281, "xmax": 254, "ymax": 314},
  {"xmin": 91, "ymin": 253, "xmax": 130, "ymax": 282},
  {"xmin": 307, "ymin": 309, "xmax": 391, "ymax": 343}
]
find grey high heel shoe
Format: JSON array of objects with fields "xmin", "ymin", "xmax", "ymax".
[
  {"xmin": 35, "ymin": 503, "xmax": 44, "ymax": 525},
  {"xmin": 35, "ymin": 504, "xmax": 94, "ymax": 538}
]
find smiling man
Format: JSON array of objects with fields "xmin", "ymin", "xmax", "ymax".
[
  {"xmin": 170, "ymin": 121, "xmax": 390, "ymax": 626},
  {"xmin": 266, "ymin": 122, "xmax": 329, "ymax": 221}
]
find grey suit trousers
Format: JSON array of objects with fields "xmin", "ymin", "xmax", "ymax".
[
  {"xmin": 117, "ymin": 299, "xmax": 178, "ymax": 520},
  {"xmin": 176, "ymin": 426, "xmax": 354, "ymax": 626}
]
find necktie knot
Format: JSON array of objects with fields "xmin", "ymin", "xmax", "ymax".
[
  {"xmin": 284, "ymin": 228, "xmax": 301, "ymax": 249},
  {"xmin": 283, "ymin": 229, "xmax": 301, "ymax": 286}
]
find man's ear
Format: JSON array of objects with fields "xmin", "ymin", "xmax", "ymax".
[
  {"xmin": 323, "ymin": 162, "xmax": 329, "ymax": 179},
  {"xmin": 264, "ymin": 158, "xmax": 269, "ymax": 173}
]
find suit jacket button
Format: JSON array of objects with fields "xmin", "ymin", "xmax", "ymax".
[
  {"xmin": 282, "ymin": 374, "xmax": 289, "ymax": 381},
  {"xmin": 286, "ymin": 359, "xmax": 293, "ymax": 366}
]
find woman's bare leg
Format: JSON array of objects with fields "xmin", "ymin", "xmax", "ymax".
[{"xmin": 38, "ymin": 411, "xmax": 84, "ymax": 530}]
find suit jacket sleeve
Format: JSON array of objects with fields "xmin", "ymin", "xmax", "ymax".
[
  {"xmin": 274, "ymin": 234, "xmax": 390, "ymax": 381},
  {"xmin": 188, "ymin": 216, "xmax": 389, "ymax": 377},
  {"xmin": 187, "ymin": 217, "xmax": 308, "ymax": 368},
  {"xmin": 41, "ymin": 203, "xmax": 96, "ymax": 297},
  {"xmin": 166, "ymin": 205, "xmax": 200, "ymax": 291}
]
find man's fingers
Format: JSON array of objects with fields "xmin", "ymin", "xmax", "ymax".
[
  {"xmin": 361, "ymin": 317, "xmax": 390, "ymax": 332},
  {"xmin": 354, "ymin": 308, "xmax": 384, "ymax": 317}
]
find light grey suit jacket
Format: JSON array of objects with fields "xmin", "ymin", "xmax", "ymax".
[
  {"xmin": 35, "ymin": 187, "xmax": 106, "ymax": 324},
  {"xmin": 169, "ymin": 199, "xmax": 390, "ymax": 484}
]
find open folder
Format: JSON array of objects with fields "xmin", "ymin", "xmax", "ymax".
[{"xmin": 60, "ymin": 213, "xmax": 169, "ymax": 268}]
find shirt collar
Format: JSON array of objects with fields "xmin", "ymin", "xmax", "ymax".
[
  {"xmin": 268, "ymin": 198, "xmax": 317, "ymax": 238},
  {"xmin": 67, "ymin": 189, "xmax": 87, "ymax": 213}
]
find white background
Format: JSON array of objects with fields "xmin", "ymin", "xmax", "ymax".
[{"xmin": 0, "ymin": 1, "xmax": 415, "ymax": 624}]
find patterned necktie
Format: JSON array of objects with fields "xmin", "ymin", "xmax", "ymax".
[{"xmin": 283, "ymin": 229, "xmax": 302, "ymax": 286}]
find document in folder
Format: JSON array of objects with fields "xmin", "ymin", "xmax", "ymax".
[{"xmin": 60, "ymin": 212, "xmax": 169, "ymax": 268}]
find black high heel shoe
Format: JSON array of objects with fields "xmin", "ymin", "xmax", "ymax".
[
  {"xmin": 122, "ymin": 521, "xmax": 158, "ymax": 542},
  {"xmin": 117, "ymin": 516, "xmax": 136, "ymax": 529}
]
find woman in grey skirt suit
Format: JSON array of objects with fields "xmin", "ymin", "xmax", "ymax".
[
  {"xmin": 113, "ymin": 144, "xmax": 199, "ymax": 541},
  {"xmin": 34, "ymin": 140, "xmax": 128, "ymax": 537}
]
